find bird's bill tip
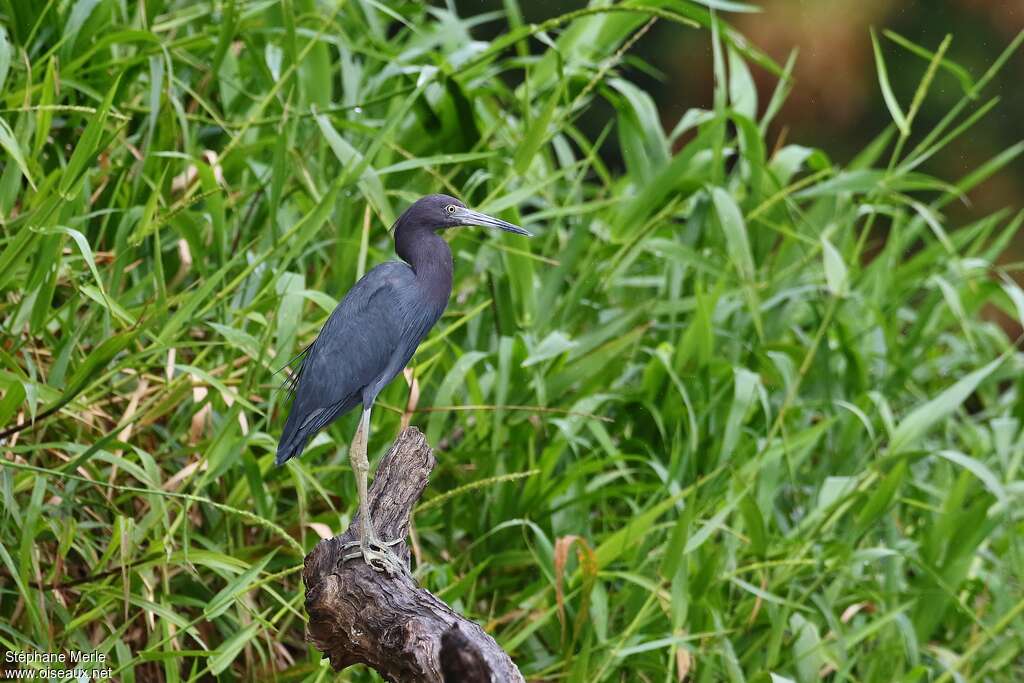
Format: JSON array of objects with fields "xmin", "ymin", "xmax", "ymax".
[{"xmin": 498, "ymin": 223, "xmax": 534, "ymax": 237}]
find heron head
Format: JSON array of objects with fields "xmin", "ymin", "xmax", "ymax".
[{"xmin": 400, "ymin": 194, "xmax": 532, "ymax": 237}]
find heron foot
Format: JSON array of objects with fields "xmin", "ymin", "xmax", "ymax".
[
  {"xmin": 341, "ymin": 535, "xmax": 408, "ymax": 576},
  {"xmin": 341, "ymin": 536, "xmax": 403, "ymax": 550}
]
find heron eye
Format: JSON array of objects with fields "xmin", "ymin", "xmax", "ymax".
[{"xmin": 446, "ymin": 205, "xmax": 457, "ymax": 214}]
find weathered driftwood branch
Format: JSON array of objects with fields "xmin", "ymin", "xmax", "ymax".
[{"xmin": 303, "ymin": 427, "xmax": 524, "ymax": 683}]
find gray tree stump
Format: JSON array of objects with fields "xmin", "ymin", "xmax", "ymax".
[{"xmin": 302, "ymin": 427, "xmax": 525, "ymax": 683}]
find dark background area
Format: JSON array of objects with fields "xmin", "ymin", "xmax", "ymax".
[{"xmin": 455, "ymin": 0, "xmax": 1023, "ymax": 226}]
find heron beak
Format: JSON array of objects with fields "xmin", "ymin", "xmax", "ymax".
[{"xmin": 454, "ymin": 208, "xmax": 533, "ymax": 237}]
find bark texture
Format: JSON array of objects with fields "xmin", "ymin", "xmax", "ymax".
[{"xmin": 303, "ymin": 427, "xmax": 524, "ymax": 683}]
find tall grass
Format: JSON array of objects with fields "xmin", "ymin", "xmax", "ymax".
[{"xmin": 1, "ymin": 1, "xmax": 1023, "ymax": 681}]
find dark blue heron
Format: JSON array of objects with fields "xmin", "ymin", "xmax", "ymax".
[{"xmin": 276, "ymin": 193, "xmax": 531, "ymax": 574}]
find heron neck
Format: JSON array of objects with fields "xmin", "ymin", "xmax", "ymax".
[{"xmin": 396, "ymin": 229, "xmax": 453, "ymax": 301}]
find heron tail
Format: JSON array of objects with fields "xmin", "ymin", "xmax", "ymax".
[
  {"xmin": 275, "ymin": 411, "xmax": 315, "ymax": 465},
  {"xmin": 275, "ymin": 393, "xmax": 360, "ymax": 466},
  {"xmin": 275, "ymin": 442, "xmax": 305, "ymax": 466}
]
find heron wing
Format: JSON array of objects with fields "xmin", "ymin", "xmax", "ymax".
[{"xmin": 278, "ymin": 262, "xmax": 415, "ymax": 456}]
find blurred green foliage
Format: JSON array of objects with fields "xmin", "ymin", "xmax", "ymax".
[
  {"xmin": 469, "ymin": 0, "xmax": 1024, "ymax": 224},
  {"xmin": 1, "ymin": 1, "xmax": 1023, "ymax": 681}
]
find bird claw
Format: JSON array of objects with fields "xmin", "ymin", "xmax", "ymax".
[
  {"xmin": 342, "ymin": 536, "xmax": 408, "ymax": 577},
  {"xmin": 341, "ymin": 536, "xmax": 403, "ymax": 550}
]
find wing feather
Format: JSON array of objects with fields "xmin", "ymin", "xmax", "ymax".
[{"xmin": 276, "ymin": 262, "xmax": 414, "ymax": 463}]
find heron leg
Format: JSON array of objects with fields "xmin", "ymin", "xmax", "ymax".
[{"xmin": 341, "ymin": 407, "xmax": 408, "ymax": 576}]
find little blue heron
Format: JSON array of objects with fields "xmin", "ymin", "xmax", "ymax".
[{"xmin": 276, "ymin": 193, "xmax": 532, "ymax": 574}]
